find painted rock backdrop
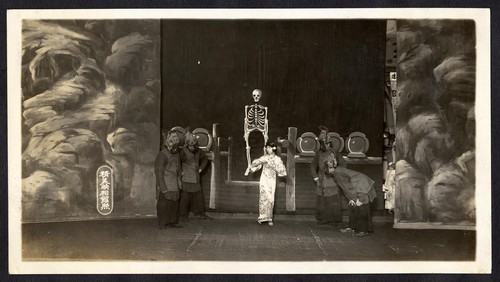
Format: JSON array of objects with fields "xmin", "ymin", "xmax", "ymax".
[
  {"xmin": 394, "ymin": 20, "xmax": 476, "ymax": 225},
  {"xmin": 21, "ymin": 20, "xmax": 161, "ymax": 222}
]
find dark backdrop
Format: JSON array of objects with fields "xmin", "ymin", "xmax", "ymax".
[{"xmin": 161, "ymin": 19, "xmax": 386, "ymax": 178}]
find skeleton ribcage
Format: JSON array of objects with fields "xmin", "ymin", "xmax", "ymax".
[{"xmin": 247, "ymin": 105, "xmax": 266, "ymax": 131}]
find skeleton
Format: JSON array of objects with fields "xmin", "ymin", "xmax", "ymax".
[{"xmin": 243, "ymin": 89, "xmax": 269, "ymax": 176}]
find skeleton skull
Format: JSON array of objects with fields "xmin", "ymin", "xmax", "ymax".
[{"xmin": 252, "ymin": 89, "xmax": 262, "ymax": 103}]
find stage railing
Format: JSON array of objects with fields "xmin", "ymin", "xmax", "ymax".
[{"xmin": 213, "ymin": 126, "xmax": 382, "ymax": 212}]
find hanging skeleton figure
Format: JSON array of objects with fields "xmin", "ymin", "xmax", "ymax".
[{"xmin": 244, "ymin": 89, "xmax": 269, "ymax": 176}]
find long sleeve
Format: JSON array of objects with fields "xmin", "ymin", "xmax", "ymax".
[
  {"xmin": 180, "ymin": 149, "xmax": 187, "ymax": 163},
  {"xmin": 333, "ymin": 169, "xmax": 357, "ymax": 201},
  {"xmin": 199, "ymin": 150, "xmax": 209, "ymax": 172},
  {"xmin": 155, "ymin": 151, "xmax": 167, "ymax": 193},
  {"xmin": 177, "ymin": 160, "xmax": 182, "ymax": 190},
  {"xmin": 250, "ymin": 155, "xmax": 266, "ymax": 172},
  {"xmin": 273, "ymin": 157, "xmax": 287, "ymax": 177},
  {"xmin": 334, "ymin": 166, "xmax": 375, "ymax": 203},
  {"xmin": 310, "ymin": 154, "xmax": 319, "ymax": 179},
  {"xmin": 252, "ymin": 155, "xmax": 268, "ymax": 166}
]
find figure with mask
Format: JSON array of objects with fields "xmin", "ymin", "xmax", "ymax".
[
  {"xmin": 310, "ymin": 126, "xmax": 347, "ymax": 226},
  {"xmin": 155, "ymin": 130, "xmax": 183, "ymax": 230},
  {"xmin": 179, "ymin": 130, "xmax": 212, "ymax": 221}
]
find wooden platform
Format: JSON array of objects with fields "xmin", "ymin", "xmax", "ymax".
[
  {"xmin": 394, "ymin": 221, "xmax": 476, "ymax": 231},
  {"xmin": 22, "ymin": 215, "xmax": 476, "ymax": 262}
]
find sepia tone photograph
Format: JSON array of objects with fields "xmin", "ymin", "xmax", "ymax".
[{"xmin": 7, "ymin": 8, "xmax": 491, "ymax": 274}]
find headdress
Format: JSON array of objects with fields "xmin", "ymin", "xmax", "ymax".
[
  {"xmin": 164, "ymin": 130, "xmax": 180, "ymax": 151},
  {"xmin": 318, "ymin": 126, "xmax": 331, "ymax": 144},
  {"xmin": 185, "ymin": 130, "xmax": 198, "ymax": 147},
  {"xmin": 265, "ymin": 141, "xmax": 278, "ymax": 153}
]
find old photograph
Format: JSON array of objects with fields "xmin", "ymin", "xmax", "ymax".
[{"xmin": 7, "ymin": 9, "xmax": 491, "ymax": 274}]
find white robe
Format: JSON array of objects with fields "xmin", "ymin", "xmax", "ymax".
[
  {"xmin": 250, "ymin": 154, "xmax": 287, "ymax": 222},
  {"xmin": 383, "ymin": 169, "xmax": 396, "ymax": 211}
]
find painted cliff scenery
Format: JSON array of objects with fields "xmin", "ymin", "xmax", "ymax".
[
  {"xmin": 394, "ymin": 20, "xmax": 476, "ymax": 227},
  {"xmin": 21, "ymin": 20, "xmax": 161, "ymax": 221}
]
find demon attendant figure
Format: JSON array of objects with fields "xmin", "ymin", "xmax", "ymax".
[
  {"xmin": 244, "ymin": 89, "xmax": 269, "ymax": 176},
  {"xmin": 311, "ymin": 126, "xmax": 347, "ymax": 226},
  {"xmin": 155, "ymin": 130, "xmax": 183, "ymax": 230},
  {"xmin": 179, "ymin": 130, "xmax": 212, "ymax": 221}
]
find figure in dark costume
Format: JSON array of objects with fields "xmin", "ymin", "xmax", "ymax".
[
  {"xmin": 179, "ymin": 130, "xmax": 212, "ymax": 221},
  {"xmin": 155, "ymin": 130, "xmax": 183, "ymax": 230},
  {"xmin": 335, "ymin": 168, "xmax": 377, "ymax": 237},
  {"xmin": 310, "ymin": 126, "xmax": 347, "ymax": 226}
]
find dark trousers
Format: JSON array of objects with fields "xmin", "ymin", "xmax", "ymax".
[
  {"xmin": 157, "ymin": 195, "xmax": 179, "ymax": 227},
  {"xmin": 179, "ymin": 190, "xmax": 206, "ymax": 217},
  {"xmin": 315, "ymin": 194, "xmax": 342, "ymax": 223},
  {"xmin": 348, "ymin": 203, "xmax": 373, "ymax": 233}
]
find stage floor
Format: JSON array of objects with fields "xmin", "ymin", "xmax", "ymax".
[{"xmin": 22, "ymin": 213, "xmax": 475, "ymax": 262}]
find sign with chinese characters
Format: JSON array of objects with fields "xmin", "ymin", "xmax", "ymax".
[
  {"xmin": 96, "ymin": 165, "xmax": 114, "ymax": 215},
  {"xmin": 390, "ymin": 71, "xmax": 397, "ymax": 97}
]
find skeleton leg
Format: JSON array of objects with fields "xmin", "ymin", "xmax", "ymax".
[
  {"xmin": 263, "ymin": 131, "xmax": 268, "ymax": 155},
  {"xmin": 244, "ymin": 131, "xmax": 251, "ymax": 176},
  {"xmin": 263, "ymin": 120, "xmax": 269, "ymax": 154}
]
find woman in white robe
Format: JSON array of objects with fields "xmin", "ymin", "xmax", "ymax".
[{"xmin": 249, "ymin": 142, "xmax": 287, "ymax": 226}]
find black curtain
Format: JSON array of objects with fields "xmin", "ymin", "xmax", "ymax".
[{"xmin": 161, "ymin": 20, "xmax": 386, "ymax": 173}]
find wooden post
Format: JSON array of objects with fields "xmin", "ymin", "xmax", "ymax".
[
  {"xmin": 227, "ymin": 136, "xmax": 233, "ymax": 181},
  {"xmin": 209, "ymin": 123, "xmax": 220, "ymax": 209},
  {"xmin": 286, "ymin": 127, "xmax": 297, "ymax": 211}
]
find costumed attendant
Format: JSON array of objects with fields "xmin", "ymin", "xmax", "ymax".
[
  {"xmin": 248, "ymin": 141, "xmax": 287, "ymax": 226},
  {"xmin": 310, "ymin": 126, "xmax": 347, "ymax": 226},
  {"xmin": 179, "ymin": 130, "xmax": 212, "ymax": 221},
  {"xmin": 334, "ymin": 166, "xmax": 377, "ymax": 237},
  {"xmin": 382, "ymin": 162, "xmax": 396, "ymax": 212},
  {"xmin": 154, "ymin": 130, "xmax": 183, "ymax": 230}
]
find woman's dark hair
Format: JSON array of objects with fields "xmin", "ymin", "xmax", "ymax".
[{"xmin": 265, "ymin": 141, "xmax": 278, "ymax": 153}]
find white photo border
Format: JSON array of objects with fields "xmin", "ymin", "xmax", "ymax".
[{"xmin": 7, "ymin": 8, "xmax": 491, "ymax": 274}]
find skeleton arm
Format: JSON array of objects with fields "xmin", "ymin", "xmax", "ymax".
[
  {"xmin": 244, "ymin": 104, "xmax": 252, "ymax": 175},
  {"xmin": 263, "ymin": 106, "xmax": 269, "ymax": 141},
  {"xmin": 244, "ymin": 105, "xmax": 249, "ymax": 138}
]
